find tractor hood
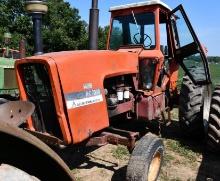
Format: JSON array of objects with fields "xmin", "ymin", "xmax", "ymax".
[
  {"xmin": 15, "ymin": 50, "xmax": 139, "ymax": 143},
  {"xmin": 43, "ymin": 50, "xmax": 138, "ymax": 92}
]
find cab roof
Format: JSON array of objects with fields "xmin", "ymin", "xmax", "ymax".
[{"xmin": 110, "ymin": 0, "xmax": 171, "ymax": 12}]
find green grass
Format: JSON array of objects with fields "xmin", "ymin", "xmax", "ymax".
[
  {"xmin": 163, "ymin": 153, "xmax": 175, "ymax": 165},
  {"xmin": 209, "ymin": 63, "xmax": 220, "ymax": 85},
  {"xmin": 111, "ymin": 145, "xmax": 129, "ymax": 160},
  {"xmin": 166, "ymin": 139, "xmax": 199, "ymax": 163},
  {"xmin": 177, "ymin": 63, "xmax": 220, "ymax": 89}
]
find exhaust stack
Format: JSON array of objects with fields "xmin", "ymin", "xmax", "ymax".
[
  {"xmin": 89, "ymin": 0, "xmax": 99, "ymax": 50},
  {"xmin": 25, "ymin": 0, "xmax": 48, "ymax": 55}
]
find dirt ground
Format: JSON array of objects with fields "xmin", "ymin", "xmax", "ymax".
[{"xmin": 57, "ymin": 109, "xmax": 220, "ymax": 181}]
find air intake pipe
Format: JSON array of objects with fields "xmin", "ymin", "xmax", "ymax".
[
  {"xmin": 89, "ymin": 0, "xmax": 99, "ymax": 50},
  {"xmin": 25, "ymin": 0, "xmax": 48, "ymax": 55}
]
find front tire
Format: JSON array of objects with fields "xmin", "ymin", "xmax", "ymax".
[
  {"xmin": 179, "ymin": 76, "xmax": 204, "ymax": 137},
  {"xmin": 207, "ymin": 85, "xmax": 220, "ymax": 152},
  {"xmin": 126, "ymin": 133, "xmax": 164, "ymax": 181}
]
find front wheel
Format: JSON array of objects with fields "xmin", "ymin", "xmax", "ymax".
[{"xmin": 126, "ymin": 133, "xmax": 164, "ymax": 181}]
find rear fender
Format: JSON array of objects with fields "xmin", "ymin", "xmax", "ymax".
[{"xmin": 0, "ymin": 121, "xmax": 74, "ymax": 180}]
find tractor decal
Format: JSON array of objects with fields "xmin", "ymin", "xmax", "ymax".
[{"xmin": 65, "ymin": 88, "xmax": 103, "ymax": 109}]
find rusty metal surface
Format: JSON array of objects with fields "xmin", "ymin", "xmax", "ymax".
[
  {"xmin": 0, "ymin": 101, "xmax": 35, "ymax": 127},
  {"xmin": 25, "ymin": 129, "xmax": 66, "ymax": 148},
  {"xmin": 108, "ymin": 100, "xmax": 133, "ymax": 118},
  {"xmin": 137, "ymin": 93, "xmax": 165, "ymax": 120},
  {"xmin": 86, "ymin": 135, "xmax": 108, "ymax": 147},
  {"xmin": 19, "ymin": 39, "xmax": 26, "ymax": 59},
  {"xmin": 86, "ymin": 128, "xmax": 139, "ymax": 152},
  {"xmin": 0, "ymin": 121, "xmax": 74, "ymax": 180}
]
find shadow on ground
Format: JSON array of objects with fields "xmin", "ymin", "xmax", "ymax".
[
  {"xmin": 55, "ymin": 145, "xmax": 127, "ymax": 181},
  {"xmin": 160, "ymin": 120, "xmax": 220, "ymax": 181},
  {"xmin": 111, "ymin": 166, "xmax": 127, "ymax": 181},
  {"xmin": 55, "ymin": 119, "xmax": 220, "ymax": 181}
]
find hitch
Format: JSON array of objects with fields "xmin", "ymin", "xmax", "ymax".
[{"xmin": 86, "ymin": 127, "xmax": 139, "ymax": 152}]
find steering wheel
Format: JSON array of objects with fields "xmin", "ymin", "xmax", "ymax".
[{"xmin": 133, "ymin": 33, "xmax": 152, "ymax": 48}]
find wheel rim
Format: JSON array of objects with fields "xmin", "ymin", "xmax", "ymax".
[{"xmin": 147, "ymin": 151, "xmax": 161, "ymax": 181}]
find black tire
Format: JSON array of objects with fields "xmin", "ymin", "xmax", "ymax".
[
  {"xmin": 179, "ymin": 76, "xmax": 205, "ymax": 137},
  {"xmin": 126, "ymin": 133, "xmax": 164, "ymax": 181},
  {"xmin": 207, "ymin": 85, "xmax": 220, "ymax": 152}
]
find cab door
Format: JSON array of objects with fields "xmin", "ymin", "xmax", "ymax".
[{"xmin": 169, "ymin": 5, "xmax": 211, "ymax": 85}]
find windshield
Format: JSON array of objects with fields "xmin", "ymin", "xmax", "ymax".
[{"xmin": 109, "ymin": 12, "xmax": 155, "ymax": 50}]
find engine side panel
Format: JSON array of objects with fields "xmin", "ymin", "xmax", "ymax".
[
  {"xmin": 53, "ymin": 51, "xmax": 138, "ymax": 143},
  {"xmin": 16, "ymin": 51, "xmax": 138, "ymax": 144}
]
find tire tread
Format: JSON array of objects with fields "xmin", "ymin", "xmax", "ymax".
[
  {"xmin": 179, "ymin": 76, "xmax": 204, "ymax": 137},
  {"xmin": 207, "ymin": 85, "xmax": 220, "ymax": 152}
]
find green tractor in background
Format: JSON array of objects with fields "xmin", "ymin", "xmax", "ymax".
[{"xmin": 0, "ymin": 32, "xmax": 22, "ymax": 103}]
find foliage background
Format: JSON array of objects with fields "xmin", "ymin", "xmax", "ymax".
[
  {"xmin": 0, "ymin": 0, "xmax": 109, "ymax": 55},
  {"xmin": 0, "ymin": 0, "xmax": 219, "ymax": 63}
]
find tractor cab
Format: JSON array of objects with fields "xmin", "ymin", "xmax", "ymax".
[
  {"xmin": 109, "ymin": 0, "xmax": 171, "ymax": 51},
  {"xmin": 108, "ymin": 0, "xmax": 211, "ymax": 91}
]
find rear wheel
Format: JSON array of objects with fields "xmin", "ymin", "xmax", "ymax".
[
  {"xmin": 126, "ymin": 133, "xmax": 164, "ymax": 181},
  {"xmin": 179, "ymin": 76, "xmax": 205, "ymax": 137},
  {"xmin": 207, "ymin": 85, "xmax": 220, "ymax": 152}
]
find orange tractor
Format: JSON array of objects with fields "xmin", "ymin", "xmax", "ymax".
[{"xmin": 0, "ymin": 0, "xmax": 213, "ymax": 180}]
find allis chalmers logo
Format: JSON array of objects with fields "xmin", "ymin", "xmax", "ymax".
[{"xmin": 65, "ymin": 89, "xmax": 103, "ymax": 109}]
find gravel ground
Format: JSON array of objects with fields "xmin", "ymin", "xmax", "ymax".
[{"xmin": 57, "ymin": 109, "xmax": 220, "ymax": 181}]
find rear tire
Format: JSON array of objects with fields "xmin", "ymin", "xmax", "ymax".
[
  {"xmin": 207, "ymin": 85, "xmax": 220, "ymax": 152},
  {"xmin": 126, "ymin": 133, "xmax": 164, "ymax": 181},
  {"xmin": 179, "ymin": 76, "xmax": 204, "ymax": 138}
]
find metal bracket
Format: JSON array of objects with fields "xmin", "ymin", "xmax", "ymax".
[
  {"xmin": 0, "ymin": 101, "xmax": 35, "ymax": 127},
  {"xmin": 86, "ymin": 127, "xmax": 139, "ymax": 152}
]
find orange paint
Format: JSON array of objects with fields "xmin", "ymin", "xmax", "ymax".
[{"xmin": 15, "ymin": 3, "xmax": 189, "ymax": 146}]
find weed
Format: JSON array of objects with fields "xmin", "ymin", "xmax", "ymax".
[
  {"xmin": 71, "ymin": 169, "xmax": 81, "ymax": 181},
  {"xmin": 170, "ymin": 178, "xmax": 182, "ymax": 181},
  {"xmin": 159, "ymin": 170, "xmax": 170, "ymax": 181},
  {"xmin": 72, "ymin": 169, "xmax": 83, "ymax": 181},
  {"xmin": 166, "ymin": 139, "xmax": 198, "ymax": 162},
  {"xmin": 111, "ymin": 145, "xmax": 129, "ymax": 160},
  {"xmin": 163, "ymin": 153, "xmax": 175, "ymax": 166},
  {"xmin": 72, "ymin": 168, "xmax": 79, "ymax": 174}
]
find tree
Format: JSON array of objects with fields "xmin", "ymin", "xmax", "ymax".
[
  {"xmin": 98, "ymin": 26, "xmax": 109, "ymax": 50},
  {"xmin": 42, "ymin": 0, "xmax": 88, "ymax": 52},
  {"xmin": 0, "ymin": 0, "xmax": 89, "ymax": 54},
  {"xmin": 0, "ymin": 0, "xmax": 32, "ymax": 52},
  {"xmin": 0, "ymin": 0, "xmax": 110, "ymax": 54}
]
